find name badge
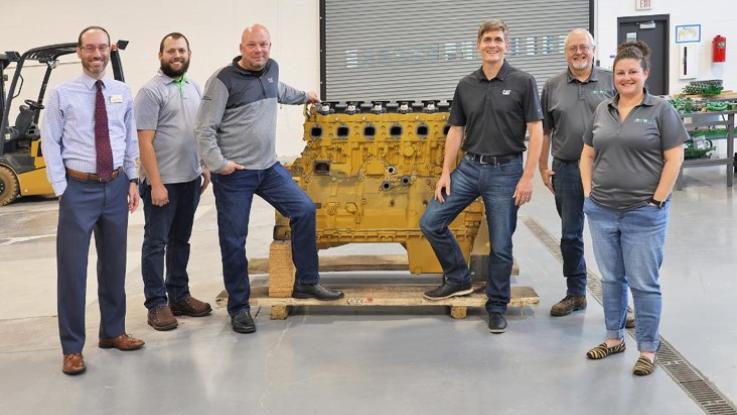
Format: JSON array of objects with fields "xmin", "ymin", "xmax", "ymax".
[{"xmin": 110, "ymin": 95, "xmax": 124, "ymax": 103}]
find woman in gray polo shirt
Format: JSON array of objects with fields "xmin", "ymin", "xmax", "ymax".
[{"xmin": 579, "ymin": 41, "xmax": 686, "ymax": 376}]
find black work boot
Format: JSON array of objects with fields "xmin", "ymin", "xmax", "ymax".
[{"xmin": 293, "ymin": 282, "xmax": 344, "ymax": 300}]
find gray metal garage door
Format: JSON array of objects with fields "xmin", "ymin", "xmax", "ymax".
[{"xmin": 322, "ymin": 0, "xmax": 591, "ymax": 101}]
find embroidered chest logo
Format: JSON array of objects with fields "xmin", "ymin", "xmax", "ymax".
[
  {"xmin": 267, "ymin": 77, "xmax": 275, "ymax": 83},
  {"xmin": 633, "ymin": 118, "xmax": 652, "ymax": 124},
  {"xmin": 501, "ymin": 89, "xmax": 511, "ymax": 95}
]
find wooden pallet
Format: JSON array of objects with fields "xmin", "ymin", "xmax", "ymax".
[
  {"xmin": 216, "ymin": 240, "xmax": 539, "ymax": 320},
  {"xmin": 249, "ymin": 283, "xmax": 539, "ymax": 320}
]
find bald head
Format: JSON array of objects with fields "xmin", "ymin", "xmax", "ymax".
[{"xmin": 239, "ymin": 23, "xmax": 272, "ymax": 70}]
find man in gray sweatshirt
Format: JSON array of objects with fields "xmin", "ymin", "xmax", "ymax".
[{"xmin": 195, "ymin": 24, "xmax": 343, "ymax": 334}]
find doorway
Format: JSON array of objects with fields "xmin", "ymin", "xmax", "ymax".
[{"xmin": 617, "ymin": 14, "xmax": 669, "ymax": 95}]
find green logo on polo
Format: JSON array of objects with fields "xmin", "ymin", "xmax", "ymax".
[
  {"xmin": 592, "ymin": 89, "xmax": 609, "ymax": 95},
  {"xmin": 634, "ymin": 118, "xmax": 652, "ymax": 124}
]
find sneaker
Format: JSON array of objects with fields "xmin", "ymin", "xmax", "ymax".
[
  {"xmin": 423, "ymin": 280, "xmax": 473, "ymax": 300},
  {"xmin": 550, "ymin": 295, "xmax": 587, "ymax": 316},
  {"xmin": 231, "ymin": 310, "xmax": 256, "ymax": 334},
  {"xmin": 488, "ymin": 312, "xmax": 507, "ymax": 334},
  {"xmin": 147, "ymin": 305, "xmax": 178, "ymax": 331},
  {"xmin": 170, "ymin": 296, "xmax": 212, "ymax": 317}
]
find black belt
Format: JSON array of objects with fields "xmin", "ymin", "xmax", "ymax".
[
  {"xmin": 553, "ymin": 157, "xmax": 580, "ymax": 165},
  {"xmin": 465, "ymin": 152, "xmax": 521, "ymax": 165}
]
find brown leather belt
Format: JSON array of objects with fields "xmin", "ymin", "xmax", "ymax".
[{"xmin": 66, "ymin": 167, "xmax": 122, "ymax": 183}]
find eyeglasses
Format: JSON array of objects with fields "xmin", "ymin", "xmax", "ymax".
[
  {"xmin": 567, "ymin": 44, "xmax": 593, "ymax": 53},
  {"xmin": 79, "ymin": 44, "xmax": 110, "ymax": 53}
]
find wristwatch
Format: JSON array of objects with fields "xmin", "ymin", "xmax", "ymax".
[
  {"xmin": 129, "ymin": 178, "xmax": 140, "ymax": 185},
  {"xmin": 649, "ymin": 197, "xmax": 665, "ymax": 208}
]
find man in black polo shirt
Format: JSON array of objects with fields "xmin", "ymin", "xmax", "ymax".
[{"xmin": 420, "ymin": 19, "xmax": 543, "ymax": 333}]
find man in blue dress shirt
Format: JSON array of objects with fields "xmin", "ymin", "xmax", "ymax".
[{"xmin": 41, "ymin": 26, "xmax": 144, "ymax": 375}]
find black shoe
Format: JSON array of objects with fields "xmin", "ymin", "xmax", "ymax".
[
  {"xmin": 231, "ymin": 310, "xmax": 256, "ymax": 334},
  {"xmin": 423, "ymin": 280, "xmax": 473, "ymax": 300},
  {"xmin": 488, "ymin": 312, "xmax": 507, "ymax": 334},
  {"xmin": 293, "ymin": 282, "xmax": 344, "ymax": 301}
]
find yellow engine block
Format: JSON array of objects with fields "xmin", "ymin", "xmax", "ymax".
[{"xmin": 275, "ymin": 102, "xmax": 483, "ymax": 274}]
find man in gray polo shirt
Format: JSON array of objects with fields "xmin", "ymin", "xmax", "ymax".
[
  {"xmin": 420, "ymin": 19, "xmax": 543, "ymax": 333},
  {"xmin": 134, "ymin": 32, "xmax": 212, "ymax": 331},
  {"xmin": 539, "ymin": 29, "xmax": 614, "ymax": 317}
]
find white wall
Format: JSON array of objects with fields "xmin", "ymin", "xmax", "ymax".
[
  {"xmin": 594, "ymin": 0, "xmax": 737, "ymax": 94},
  {"xmin": 3, "ymin": 0, "xmax": 320, "ymax": 157}
]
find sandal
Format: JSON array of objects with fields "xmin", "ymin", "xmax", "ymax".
[
  {"xmin": 633, "ymin": 356, "xmax": 656, "ymax": 376},
  {"xmin": 586, "ymin": 341, "xmax": 626, "ymax": 360}
]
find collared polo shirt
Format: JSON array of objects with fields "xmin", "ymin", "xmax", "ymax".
[
  {"xmin": 541, "ymin": 66, "xmax": 614, "ymax": 161},
  {"xmin": 583, "ymin": 91, "xmax": 688, "ymax": 210},
  {"xmin": 448, "ymin": 60, "xmax": 543, "ymax": 156},
  {"xmin": 134, "ymin": 71, "xmax": 202, "ymax": 184}
]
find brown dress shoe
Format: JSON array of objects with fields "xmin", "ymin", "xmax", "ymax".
[
  {"xmin": 99, "ymin": 334, "xmax": 145, "ymax": 351},
  {"xmin": 170, "ymin": 296, "xmax": 212, "ymax": 317},
  {"xmin": 148, "ymin": 305, "xmax": 178, "ymax": 331},
  {"xmin": 62, "ymin": 353, "xmax": 86, "ymax": 375}
]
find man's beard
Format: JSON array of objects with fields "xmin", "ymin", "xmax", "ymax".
[{"xmin": 161, "ymin": 59, "xmax": 190, "ymax": 78}]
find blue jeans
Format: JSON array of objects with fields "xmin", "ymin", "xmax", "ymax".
[
  {"xmin": 420, "ymin": 155, "xmax": 522, "ymax": 314},
  {"xmin": 211, "ymin": 162, "xmax": 319, "ymax": 316},
  {"xmin": 584, "ymin": 198, "xmax": 669, "ymax": 353},
  {"xmin": 140, "ymin": 178, "xmax": 201, "ymax": 309},
  {"xmin": 552, "ymin": 159, "xmax": 587, "ymax": 296}
]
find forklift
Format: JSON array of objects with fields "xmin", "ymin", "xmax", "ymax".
[{"xmin": 0, "ymin": 40, "xmax": 128, "ymax": 206}]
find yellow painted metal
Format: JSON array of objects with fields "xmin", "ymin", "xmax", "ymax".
[
  {"xmin": 18, "ymin": 167, "xmax": 53, "ymax": 196},
  {"xmin": 276, "ymin": 105, "xmax": 484, "ymax": 275},
  {"xmin": 17, "ymin": 141, "xmax": 53, "ymax": 196}
]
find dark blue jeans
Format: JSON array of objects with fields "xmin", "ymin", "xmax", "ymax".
[
  {"xmin": 57, "ymin": 172, "xmax": 129, "ymax": 354},
  {"xmin": 212, "ymin": 162, "xmax": 319, "ymax": 316},
  {"xmin": 420, "ymin": 155, "xmax": 522, "ymax": 314},
  {"xmin": 552, "ymin": 159, "xmax": 587, "ymax": 296},
  {"xmin": 140, "ymin": 178, "xmax": 201, "ymax": 309}
]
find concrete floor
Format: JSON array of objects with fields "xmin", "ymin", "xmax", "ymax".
[{"xmin": 1, "ymin": 165, "xmax": 735, "ymax": 414}]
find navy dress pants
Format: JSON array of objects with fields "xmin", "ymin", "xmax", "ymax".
[{"xmin": 57, "ymin": 173, "xmax": 129, "ymax": 354}]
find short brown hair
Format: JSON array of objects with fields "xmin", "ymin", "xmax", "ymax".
[
  {"xmin": 77, "ymin": 26, "xmax": 110, "ymax": 47},
  {"xmin": 477, "ymin": 19, "xmax": 509, "ymax": 43},
  {"xmin": 159, "ymin": 32, "xmax": 191, "ymax": 53},
  {"xmin": 614, "ymin": 40, "xmax": 651, "ymax": 72}
]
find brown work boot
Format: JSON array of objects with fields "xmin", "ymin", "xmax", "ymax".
[
  {"xmin": 625, "ymin": 311, "xmax": 636, "ymax": 329},
  {"xmin": 148, "ymin": 305, "xmax": 178, "ymax": 331},
  {"xmin": 62, "ymin": 353, "xmax": 86, "ymax": 375},
  {"xmin": 170, "ymin": 296, "xmax": 212, "ymax": 317},
  {"xmin": 99, "ymin": 334, "xmax": 145, "ymax": 351},
  {"xmin": 550, "ymin": 295, "xmax": 587, "ymax": 316}
]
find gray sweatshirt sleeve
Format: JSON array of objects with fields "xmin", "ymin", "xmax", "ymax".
[
  {"xmin": 195, "ymin": 74, "xmax": 229, "ymax": 173},
  {"xmin": 278, "ymin": 81, "xmax": 307, "ymax": 104}
]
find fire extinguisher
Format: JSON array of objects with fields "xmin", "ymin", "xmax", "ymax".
[{"xmin": 713, "ymin": 35, "xmax": 726, "ymax": 63}]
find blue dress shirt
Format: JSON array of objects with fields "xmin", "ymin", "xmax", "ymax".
[{"xmin": 41, "ymin": 73, "xmax": 138, "ymax": 195}]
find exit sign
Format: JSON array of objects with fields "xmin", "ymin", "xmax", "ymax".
[{"xmin": 636, "ymin": 0, "xmax": 652, "ymax": 10}]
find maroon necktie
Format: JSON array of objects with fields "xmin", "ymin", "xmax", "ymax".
[{"xmin": 94, "ymin": 80, "xmax": 114, "ymax": 180}]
